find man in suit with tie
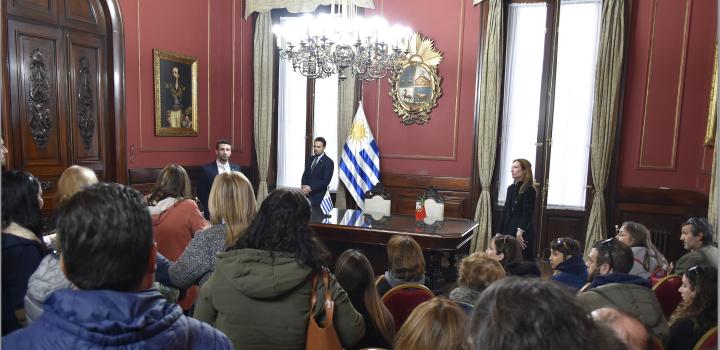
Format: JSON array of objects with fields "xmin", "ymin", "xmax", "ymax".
[
  {"xmin": 198, "ymin": 139, "xmax": 242, "ymax": 219},
  {"xmin": 301, "ymin": 137, "xmax": 334, "ymax": 206}
]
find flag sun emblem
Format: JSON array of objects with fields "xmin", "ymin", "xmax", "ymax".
[{"xmin": 349, "ymin": 121, "xmax": 367, "ymax": 142}]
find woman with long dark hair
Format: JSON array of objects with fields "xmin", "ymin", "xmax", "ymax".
[
  {"xmin": 2, "ymin": 171, "xmax": 48, "ymax": 334},
  {"xmin": 195, "ymin": 188, "xmax": 364, "ymax": 349},
  {"xmin": 335, "ymin": 249, "xmax": 395, "ymax": 348},
  {"xmin": 615, "ymin": 221, "xmax": 669, "ymax": 279},
  {"xmin": 667, "ymin": 265, "xmax": 717, "ymax": 350},
  {"xmin": 499, "ymin": 158, "xmax": 538, "ymax": 261}
]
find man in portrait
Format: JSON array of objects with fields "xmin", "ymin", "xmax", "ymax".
[{"xmin": 164, "ymin": 66, "xmax": 186, "ymax": 128}]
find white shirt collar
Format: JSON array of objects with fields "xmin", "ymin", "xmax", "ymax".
[{"xmin": 216, "ymin": 159, "xmax": 230, "ymax": 173}]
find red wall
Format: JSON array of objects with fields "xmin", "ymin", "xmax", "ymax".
[
  {"xmin": 363, "ymin": 0, "xmax": 480, "ymax": 177},
  {"xmin": 120, "ymin": 0, "xmax": 254, "ymax": 169},
  {"xmin": 618, "ymin": 0, "xmax": 716, "ymax": 193}
]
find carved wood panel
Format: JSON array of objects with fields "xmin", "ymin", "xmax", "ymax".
[
  {"xmin": 7, "ymin": 19, "xmax": 71, "ymax": 214},
  {"xmin": 63, "ymin": 0, "xmax": 106, "ymax": 35},
  {"xmin": 6, "ymin": 0, "xmax": 60, "ymax": 25},
  {"xmin": 8, "ymin": 19, "xmax": 69, "ymax": 167},
  {"xmin": 67, "ymin": 30, "xmax": 106, "ymax": 178}
]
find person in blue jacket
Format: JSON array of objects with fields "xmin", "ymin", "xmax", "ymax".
[
  {"xmin": 2, "ymin": 183, "xmax": 232, "ymax": 349},
  {"xmin": 549, "ymin": 237, "xmax": 588, "ymax": 291},
  {"xmin": 301, "ymin": 137, "xmax": 334, "ymax": 206}
]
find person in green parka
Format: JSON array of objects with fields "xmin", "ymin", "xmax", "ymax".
[{"xmin": 194, "ymin": 188, "xmax": 365, "ymax": 349}]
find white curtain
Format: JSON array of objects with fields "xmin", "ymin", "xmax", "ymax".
[
  {"xmin": 313, "ymin": 77, "xmax": 340, "ymax": 191},
  {"xmin": 276, "ymin": 25, "xmax": 308, "ymax": 189},
  {"xmin": 547, "ymin": 0, "xmax": 601, "ymax": 210},
  {"xmin": 245, "ymin": 0, "xmax": 374, "ymax": 18},
  {"xmin": 497, "ymin": 3, "xmax": 546, "ymax": 204}
]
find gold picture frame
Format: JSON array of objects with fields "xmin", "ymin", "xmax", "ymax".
[
  {"xmin": 388, "ymin": 33, "xmax": 443, "ymax": 125},
  {"xmin": 705, "ymin": 44, "xmax": 717, "ymax": 146},
  {"xmin": 153, "ymin": 49, "xmax": 198, "ymax": 136}
]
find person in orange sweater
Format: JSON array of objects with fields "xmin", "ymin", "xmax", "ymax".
[{"xmin": 147, "ymin": 164, "xmax": 209, "ymax": 311}]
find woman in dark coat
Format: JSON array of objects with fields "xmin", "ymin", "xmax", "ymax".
[{"xmin": 499, "ymin": 158, "xmax": 537, "ymax": 261}]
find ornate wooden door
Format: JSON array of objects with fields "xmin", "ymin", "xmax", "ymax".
[{"xmin": 4, "ymin": 0, "xmax": 111, "ymax": 212}]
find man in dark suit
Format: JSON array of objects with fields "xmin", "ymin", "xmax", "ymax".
[
  {"xmin": 198, "ymin": 139, "xmax": 241, "ymax": 219},
  {"xmin": 301, "ymin": 137, "xmax": 334, "ymax": 206}
]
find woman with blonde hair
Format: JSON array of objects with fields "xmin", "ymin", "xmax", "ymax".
[
  {"xmin": 148, "ymin": 164, "xmax": 208, "ymax": 310},
  {"xmin": 55, "ymin": 165, "xmax": 98, "ymax": 208},
  {"xmin": 499, "ymin": 158, "xmax": 538, "ymax": 261},
  {"xmin": 170, "ymin": 171, "xmax": 256, "ymax": 288},
  {"xmin": 449, "ymin": 252, "xmax": 505, "ymax": 313},
  {"xmin": 394, "ymin": 297, "xmax": 467, "ymax": 350},
  {"xmin": 377, "ymin": 235, "xmax": 426, "ymax": 296},
  {"xmin": 335, "ymin": 249, "xmax": 395, "ymax": 348}
]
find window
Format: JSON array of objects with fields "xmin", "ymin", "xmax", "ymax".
[
  {"xmin": 498, "ymin": 0, "xmax": 601, "ymax": 211},
  {"xmin": 276, "ymin": 16, "xmax": 340, "ymax": 191}
]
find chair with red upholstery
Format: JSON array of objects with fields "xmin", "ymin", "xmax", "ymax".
[
  {"xmin": 381, "ymin": 283, "xmax": 434, "ymax": 330},
  {"xmin": 652, "ymin": 275, "xmax": 683, "ymax": 318},
  {"xmin": 693, "ymin": 326, "xmax": 717, "ymax": 350}
]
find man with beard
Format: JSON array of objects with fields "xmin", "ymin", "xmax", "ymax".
[
  {"xmin": 198, "ymin": 139, "xmax": 242, "ymax": 219},
  {"xmin": 672, "ymin": 217, "xmax": 718, "ymax": 275},
  {"xmin": 301, "ymin": 137, "xmax": 334, "ymax": 206},
  {"xmin": 577, "ymin": 238, "xmax": 668, "ymax": 342}
]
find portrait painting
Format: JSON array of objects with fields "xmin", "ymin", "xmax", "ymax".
[{"xmin": 153, "ymin": 49, "xmax": 198, "ymax": 136}]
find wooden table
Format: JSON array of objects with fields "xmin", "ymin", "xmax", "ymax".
[{"xmin": 309, "ymin": 208, "xmax": 478, "ymax": 294}]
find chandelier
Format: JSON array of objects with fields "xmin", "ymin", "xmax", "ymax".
[{"xmin": 272, "ymin": 2, "xmax": 413, "ymax": 81}]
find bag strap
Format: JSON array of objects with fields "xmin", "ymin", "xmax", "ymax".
[
  {"xmin": 322, "ymin": 268, "xmax": 334, "ymax": 324},
  {"xmin": 310, "ymin": 271, "xmax": 320, "ymax": 310}
]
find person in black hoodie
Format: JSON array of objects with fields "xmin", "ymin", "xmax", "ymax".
[
  {"xmin": 548, "ymin": 237, "xmax": 588, "ymax": 291},
  {"xmin": 486, "ymin": 234, "xmax": 540, "ymax": 277}
]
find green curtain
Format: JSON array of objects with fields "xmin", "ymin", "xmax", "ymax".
[
  {"xmin": 470, "ymin": 0, "xmax": 503, "ymax": 253},
  {"xmin": 584, "ymin": 0, "xmax": 626, "ymax": 256},
  {"xmin": 253, "ymin": 11, "xmax": 274, "ymax": 203}
]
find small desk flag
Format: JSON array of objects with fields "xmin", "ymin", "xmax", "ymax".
[{"xmin": 320, "ymin": 189, "xmax": 333, "ymax": 216}]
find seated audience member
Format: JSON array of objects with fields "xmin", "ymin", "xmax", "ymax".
[
  {"xmin": 615, "ymin": 221, "xmax": 669, "ymax": 279},
  {"xmin": 394, "ymin": 297, "xmax": 467, "ymax": 350},
  {"xmin": 549, "ymin": 237, "xmax": 588, "ymax": 291},
  {"xmin": 468, "ymin": 277, "xmax": 626, "ymax": 350},
  {"xmin": 667, "ymin": 265, "xmax": 718, "ymax": 350},
  {"xmin": 2, "ymin": 171, "xmax": 48, "ymax": 335},
  {"xmin": 577, "ymin": 238, "xmax": 669, "ymax": 340},
  {"xmin": 377, "ymin": 235, "xmax": 426, "ymax": 296},
  {"xmin": 148, "ymin": 164, "xmax": 209, "ymax": 310},
  {"xmin": 673, "ymin": 218, "xmax": 718, "ymax": 275},
  {"xmin": 2, "ymin": 183, "xmax": 232, "ymax": 349},
  {"xmin": 335, "ymin": 249, "xmax": 395, "ymax": 349},
  {"xmin": 170, "ymin": 171, "xmax": 255, "ymax": 288},
  {"xmin": 591, "ymin": 307, "xmax": 649, "ymax": 350},
  {"xmin": 449, "ymin": 252, "xmax": 505, "ymax": 313},
  {"xmin": 486, "ymin": 234, "xmax": 540, "ymax": 277},
  {"xmin": 194, "ymin": 188, "xmax": 364, "ymax": 349},
  {"xmin": 24, "ymin": 165, "xmax": 97, "ymax": 323}
]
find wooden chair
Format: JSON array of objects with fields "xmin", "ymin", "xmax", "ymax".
[
  {"xmin": 651, "ymin": 275, "xmax": 683, "ymax": 318},
  {"xmin": 374, "ymin": 275, "xmax": 386, "ymax": 288},
  {"xmin": 693, "ymin": 326, "xmax": 718, "ymax": 350},
  {"xmin": 381, "ymin": 283, "xmax": 434, "ymax": 330},
  {"xmin": 364, "ymin": 183, "xmax": 391, "ymax": 216}
]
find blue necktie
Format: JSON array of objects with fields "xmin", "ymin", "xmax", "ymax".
[{"xmin": 311, "ymin": 156, "xmax": 319, "ymax": 171}]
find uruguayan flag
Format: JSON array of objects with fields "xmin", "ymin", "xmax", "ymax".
[
  {"xmin": 320, "ymin": 189, "xmax": 333, "ymax": 215},
  {"xmin": 339, "ymin": 104, "xmax": 380, "ymax": 210},
  {"xmin": 340, "ymin": 209, "xmax": 364, "ymax": 227}
]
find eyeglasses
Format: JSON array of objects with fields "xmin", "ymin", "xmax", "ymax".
[{"xmin": 597, "ymin": 238, "xmax": 617, "ymax": 271}]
